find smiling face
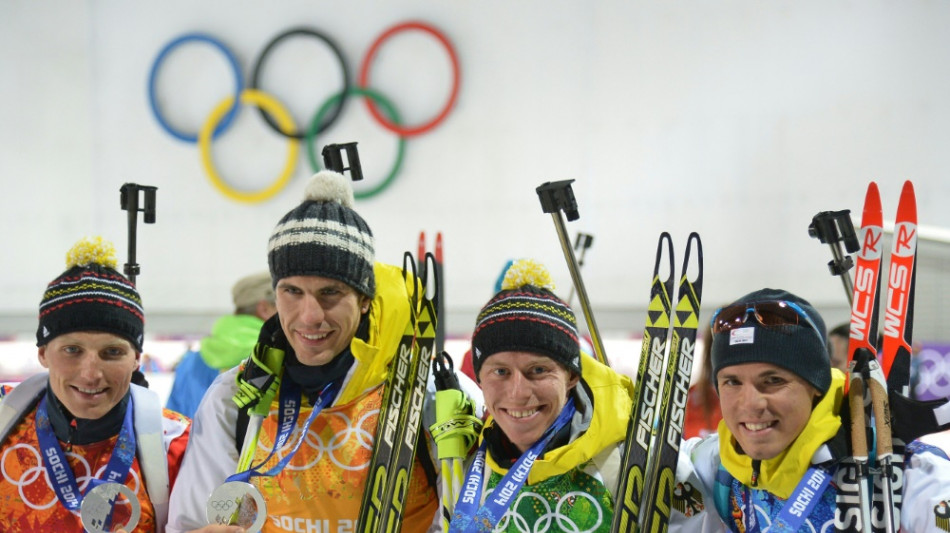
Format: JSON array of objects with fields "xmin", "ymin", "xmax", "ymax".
[
  {"xmin": 716, "ymin": 361, "xmax": 821, "ymax": 460},
  {"xmin": 38, "ymin": 332, "xmax": 140, "ymax": 420},
  {"xmin": 275, "ymin": 275, "xmax": 370, "ymax": 366},
  {"xmin": 478, "ymin": 351, "xmax": 579, "ymax": 453}
]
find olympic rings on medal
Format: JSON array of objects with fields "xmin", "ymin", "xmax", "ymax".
[
  {"xmin": 148, "ymin": 22, "xmax": 459, "ymax": 203},
  {"xmin": 249, "ymin": 27, "xmax": 350, "ymax": 139},
  {"xmin": 359, "ymin": 21, "xmax": 460, "ymax": 137},
  {"xmin": 199, "ymin": 89, "xmax": 299, "ymax": 204},
  {"xmin": 148, "ymin": 33, "xmax": 244, "ymax": 143}
]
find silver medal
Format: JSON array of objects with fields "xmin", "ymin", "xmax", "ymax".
[
  {"xmin": 80, "ymin": 482, "xmax": 140, "ymax": 533},
  {"xmin": 206, "ymin": 480, "xmax": 267, "ymax": 532}
]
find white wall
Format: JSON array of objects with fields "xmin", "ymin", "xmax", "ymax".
[{"xmin": 2, "ymin": 1, "xmax": 949, "ymax": 341}]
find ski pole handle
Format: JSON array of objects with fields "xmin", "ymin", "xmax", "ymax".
[
  {"xmin": 848, "ymin": 362, "xmax": 875, "ymax": 532},
  {"xmin": 119, "ymin": 183, "xmax": 157, "ymax": 284},
  {"xmin": 321, "ymin": 142, "xmax": 364, "ymax": 182},
  {"xmin": 808, "ymin": 210, "xmax": 859, "ymax": 305},
  {"xmin": 536, "ymin": 180, "xmax": 608, "ymax": 367},
  {"xmin": 867, "ymin": 359, "xmax": 897, "ymax": 533}
]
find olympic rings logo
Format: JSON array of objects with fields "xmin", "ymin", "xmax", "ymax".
[
  {"xmin": 147, "ymin": 21, "xmax": 460, "ymax": 204},
  {"xmin": 210, "ymin": 499, "xmax": 236, "ymax": 511}
]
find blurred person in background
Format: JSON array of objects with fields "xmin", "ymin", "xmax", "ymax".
[{"xmin": 166, "ymin": 272, "xmax": 276, "ymax": 417}]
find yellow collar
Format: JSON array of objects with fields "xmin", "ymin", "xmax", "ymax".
[{"xmin": 719, "ymin": 369, "xmax": 844, "ymax": 499}]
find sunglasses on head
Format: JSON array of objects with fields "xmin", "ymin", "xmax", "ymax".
[{"xmin": 710, "ymin": 300, "xmax": 821, "ymax": 339}]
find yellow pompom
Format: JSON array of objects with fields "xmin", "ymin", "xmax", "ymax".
[
  {"xmin": 65, "ymin": 236, "xmax": 118, "ymax": 269},
  {"xmin": 501, "ymin": 259, "xmax": 556, "ymax": 292}
]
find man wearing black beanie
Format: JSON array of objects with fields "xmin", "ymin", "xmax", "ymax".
[{"xmin": 672, "ymin": 288, "xmax": 846, "ymax": 531}]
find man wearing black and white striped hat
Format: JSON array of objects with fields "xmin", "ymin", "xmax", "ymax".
[{"xmin": 169, "ymin": 170, "xmax": 482, "ymax": 533}]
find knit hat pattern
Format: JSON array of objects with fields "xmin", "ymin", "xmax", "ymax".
[
  {"xmin": 471, "ymin": 259, "xmax": 580, "ymax": 378},
  {"xmin": 268, "ymin": 171, "xmax": 375, "ymax": 298},
  {"xmin": 37, "ymin": 237, "xmax": 145, "ymax": 351},
  {"xmin": 711, "ymin": 288, "xmax": 830, "ymax": 394}
]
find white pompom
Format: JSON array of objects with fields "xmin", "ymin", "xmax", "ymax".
[{"xmin": 302, "ymin": 171, "xmax": 354, "ymax": 208}]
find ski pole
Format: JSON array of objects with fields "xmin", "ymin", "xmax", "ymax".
[
  {"xmin": 565, "ymin": 232, "xmax": 594, "ymax": 307},
  {"xmin": 322, "ymin": 142, "xmax": 364, "ymax": 182},
  {"xmin": 119, "ymin": 183, "xmax": 157, "ymax": 284},
  {"xmin": 848, "ymin": 352, "xmax": 875, "ymax": 533},
  {"xmin": 808, "ymin": 209, "xmax": 859, "ymax": 305},
  {"xmin": 535, "ymin": 180, "xmax": 608, "ymax": 367},
  {"xmin": 867, "ymin": 358, "xmax": 897, "ymax": 533}
]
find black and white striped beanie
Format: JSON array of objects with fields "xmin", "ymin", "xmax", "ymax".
[
  {"xmin": 37, "ymin": 237, "xmax": 145, "ymax": 351},
  {"xmin": 268, "ymin": 171, "xmax": 375, "ymax": 298}
]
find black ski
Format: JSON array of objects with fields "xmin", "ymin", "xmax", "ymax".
[
  {"xmin": 358, "ymin": 252, "xmax": 438, "ymax": 533},
  {"xmin": 639, "ymin": 232, "xmax": 703, "ymax": 532}
]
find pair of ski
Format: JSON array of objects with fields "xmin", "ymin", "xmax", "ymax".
[
  {"xmin": 357, "ymin": 249, "xmax": 440, "ymax": 533},
  {"xmin": 839, "ymin": 181, "xmax": 917, "ymax": 533},
  {"xmin": 612, "ymin": 232, "xmax": 704, "ymax": 533}
]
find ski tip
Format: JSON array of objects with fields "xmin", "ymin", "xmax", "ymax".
[
  {"xmin": 862, "ymin": 181, "xmax": 882, "ymax": 221},
  {"xmin": 899, "ymin": 180, "xmax": 916, "ymax": 204}
]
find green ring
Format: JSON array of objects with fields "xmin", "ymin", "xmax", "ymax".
[{"xmin": 306, "ymin": 87, "xmax": 405, "ymax": 200}]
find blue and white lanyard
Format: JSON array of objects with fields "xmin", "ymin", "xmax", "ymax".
[
  {"xmin": 449, "ymin": 398, "xmax": 576, "ymax": 533},
  {"xmin": 227, "ymin": 379, "xmax": 339, "ymax": 483},
  {"xmin": 35, "ymin": 395, "xmax": 136, "ymax": 512},
  {"xmin": 734, "ymin": 465, "xmax": 831, "ymax": 532}
]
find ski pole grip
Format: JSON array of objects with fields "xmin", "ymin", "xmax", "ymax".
[
  {"xmin": 849, "ymin": 377, "xmax": 868, "ymax": 458},
  {"xmin": 119, "ymin": 183, "xmax": 158, "ymax": 284},
  {"xmin": 536, "ymin": 180, "xmax": 580, "ymax": 221},
  {"xmin": 868, "ymin": 372, "xmax": 894, "ymax": 456},
  {"xmin": 321, "ymin": 142, "xmax": 364, "ymax": 182}
]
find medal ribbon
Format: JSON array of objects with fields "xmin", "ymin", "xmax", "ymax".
[
  {"xmin": 227, "ymin": 378, "xmax": 339, "ymax": 483},
  {"xmin": 35, "ymin": 394, "xmax": 136, "ymax": 512},
  {"xmin": 449, "ymin": 398, "xmax": 576, "ymax": 533},
  {"xmin": 732, "ymin": 465, "xmax": 831, "ymax": 532}
]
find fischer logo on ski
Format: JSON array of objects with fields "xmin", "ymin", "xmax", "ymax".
[
  {"xmin": 358, "ymin": 252, "xmax": 439, "ymax": 533},
  {"xmin": 611, "ymin": 232, "xmax": 703, "ymax": 533}
]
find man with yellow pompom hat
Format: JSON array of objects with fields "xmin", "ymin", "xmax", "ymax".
[
  {"xmin": 0, "ymin": 236, "xmax": 191, "ymax": 532},
  {"xmin": 447, "ymin": 259, "xmax": 635, "ymax": 533}
]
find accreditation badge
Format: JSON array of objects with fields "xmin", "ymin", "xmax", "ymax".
[
  {"xmin": 207, "ymin": 480, "xmax": 267, "ymax": 532},
  {"xmin": 80, "ymin": 482, "xmax": 140, "ymax": 533}
]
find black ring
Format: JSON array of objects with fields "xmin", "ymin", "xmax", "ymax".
[{"xmin": 249, "ymin": 27, "xmax": 350, "ymax": 139}]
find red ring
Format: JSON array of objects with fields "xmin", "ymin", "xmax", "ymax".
[{"xmin": 358, "ymin": 21, "xmax": 460, "ymax": 137}]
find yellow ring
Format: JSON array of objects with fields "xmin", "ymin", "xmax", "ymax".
[{"xmin": 199, "ymin": 89, "xmax": 299, "ymax": 203}]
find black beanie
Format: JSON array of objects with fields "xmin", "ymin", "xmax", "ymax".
[
  {"xmin": 711, "ymin": 288, "xmax": 830, "ymax": 394},
  {"xmin": 471, "ymin": 259, "xmax": 580, "ymax": 378},
  {"xmin": 268, "ymin": 171, "xmax": 375, "ymax": 298},
  {"xmin": 37, "ymin": 237, "xmax": 145, "ymax": 351}
]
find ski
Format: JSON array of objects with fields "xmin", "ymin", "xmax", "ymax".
[
  {"xmin": 880, "ymin": 181, "xmax": 917, "ymax": 394},
  {"xmin": 837, "ymin": 181, "xmax": 917, "ymax": 532},
  {"xmin": 639, "ymin": 232, "xmax": 703, "ymax": 533},
  {"xmin": 840, "ymin": 181, "xmax": 884, "ymax": 533},
  {"xmin": 611, "ymin": 232, "xmax": 675, "ymax": 532},
  {"xmin": 358, "ymin": 252, "xmax": 438, "ymax": 533},
  {"xmin": 872, "ymin": 180, "xmax": 917, "ymax": 533},
  {"xmin": 418, "ymin": 230, "xmax": 446, "ymax": 354}
]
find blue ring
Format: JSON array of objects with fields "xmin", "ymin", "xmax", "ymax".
[{"xmin": 147, "ymin": 33, "xmax": 244, "ymax": 143}]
